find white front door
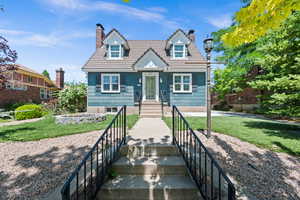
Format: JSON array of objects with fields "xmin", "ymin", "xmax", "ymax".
[{"xmin": 142, "ymin": 72, "xmax": 159, "ymax": 101}]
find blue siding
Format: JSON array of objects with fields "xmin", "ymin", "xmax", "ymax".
[
  {"xmin": 87, "ymin": 72, "xmax": 205, "ymax": 107},
  {"xmin": 168, "ymin": 72, "xmax": 206, "ymax": 106},
  {"xmin": 87, "ymin": 72, "xmax": 141, "ymax": 107}
]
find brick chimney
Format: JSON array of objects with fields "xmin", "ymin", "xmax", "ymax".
[
  {"xmin": 187, "ymin": 29, "xmax": 196, "ymax": 42},
  {"xmin": 56, "ymin": 67, "xmax": 64, "ymax": 89},
  {"xmin": 96, "ymin": 23, "xmax": 105, "ymax": 49}
]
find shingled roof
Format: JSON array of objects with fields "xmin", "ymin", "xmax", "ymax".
[{"xmin": 82, "ymin": 40, "xmax": 207, "ymax": 72}]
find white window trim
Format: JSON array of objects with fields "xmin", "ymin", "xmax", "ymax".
[
  {"xmin": 172, "ymin": 44, "xmax": 186, "ymax": 59},
  {"xmin": 108, "ymin": 44, "xmax": 122, "ymax": 59},
  {"xmin": 173, "ymin": 73, "xmax": 192, "ymax": 93},
  {"xmin": 101, "ymin": 73, "xmax": 120, "ymax": 93}
]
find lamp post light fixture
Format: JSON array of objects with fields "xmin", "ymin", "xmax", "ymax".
[{"xmin": 203, "ymin": 36, "xmax": 213, "ymax": 138}]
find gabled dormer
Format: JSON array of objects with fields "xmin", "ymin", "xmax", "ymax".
[
  {"xmin": 132, "ymin": 48, "xmax": 168, "ymax": 71},
  {"xmin": 165, "ymin": 29, "xmax": 191, "ymax": 59},
  {"xmin": 103, "ymin": 29, "xmax": 130, "ymax": 59}
]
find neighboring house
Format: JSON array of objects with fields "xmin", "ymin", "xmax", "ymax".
[
  {"xmin": 0, "ymin": 64, "xmax": 65, "ymax": 107},
  {"xmin": 212, "ymin": 67, "xmax": 261, "ymax": 111},
  {"xmin": 83, "ymin": 24, "xmax": 207, "ymax": 114}
]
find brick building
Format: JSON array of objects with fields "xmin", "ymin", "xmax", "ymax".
[{"xmin": 0, "ymin": 64, "xmax": 64, "ymax": 107}]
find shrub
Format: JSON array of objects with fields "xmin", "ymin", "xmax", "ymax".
[
  {"xmin": 15, "ymin": 104, "xmax": 44, "ymax": 120},
  {"xmin": 58, "ymin": 83, "xmax": 87, "ymax": 113},
  {"xmin": 4, "ymin": 102, "xmax": 27, "ymax": 111}
]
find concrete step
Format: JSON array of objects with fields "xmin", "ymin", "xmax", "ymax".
[
  {"xmin": 141, "ymin": 105, "xmax": 161, "ymax": 110},
  {"xmin": 141, "ymin": 108, "xmax": 161, "ymax": 112},
  {"xmin": 97, "ymin": 175, "xmax": 202, "ymax": 200},
  {"xmin": 140, "ymin": 114, "xmax": 161, "ymax": 118},
  {"xmin": 141, "ymin": 111, "xmax": 162, "ymax": 115},
  {"xmin": 120, "ymin": 144, "xmax": 179, "ymax": 157},
  {"xmin": 142, "ymin": 101, "xmax": 161, "ymax": 105},
  {"xmin": 112, "ymin": 156, "xmax": 187, "ymax": 176}
]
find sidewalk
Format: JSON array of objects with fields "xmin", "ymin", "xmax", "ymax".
[
  {"xmin": 0, "ymin": 117, "xmax": 42, "ymax": 127},
  {"xmin": 127, "ymin": 118, "xmax": 172, "ymax": 145}
]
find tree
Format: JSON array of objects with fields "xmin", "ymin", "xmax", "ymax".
[
  {"xmin": 212, "ymin": 27, "xmax": 260, "ymax": 99},
  {"xmin": 222, "ymin": 0, "xmax": 300, "ymax": 47},
  {"xmin": 250, "ymin": 11, "xmax": 300, "ymax": 117},
  {"xmin": 58, "ymin": 83, "xmax": 87, "ymax": 113},
  {"xmin": 42, "ymin": 70, "xmax": 50, "ymax": 79},
  {"xmin": 0, "ymin": 36, "xmax": 17, "ymax": 90}
]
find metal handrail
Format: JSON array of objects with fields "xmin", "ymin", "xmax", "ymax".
[
  {"xmin": 172, "ymin": 105, "xmax": 236, "ymax": 200},
  {"xmin": 136, "ymin": 92, "xmax": 142, "ymax": 115},
  {"xmin": 61, "ymin": 105, "xmax": 127, "ymax": 200},
  {"xmin": 159, "ymin": 90, "xmax": 167, "ymax": 117}
]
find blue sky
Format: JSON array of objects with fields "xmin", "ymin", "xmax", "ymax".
[{"xmin": 0, "ymin": 0, "xmax": 242, "ymax": 82}]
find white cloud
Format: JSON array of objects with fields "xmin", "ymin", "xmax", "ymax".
[
  {"xmin": 206, "ymin": 14, "xmax": 232, "ymax": 28},
  {"xmin": 147, "ymin": 7, "xmax": 168, "ymax": 13},
  {"xmin": 0, "ymin": 28, "xmax": 93, "ymax": 47},
  {"xmin": 43, "ymin": 0, "xmax": 179, "ymax": 29}
]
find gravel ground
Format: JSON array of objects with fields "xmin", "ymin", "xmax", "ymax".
[
  {"xmin": 0, "ymin": 131, "xmax": 101, "ymax": 200},
  {"xmin": 196, "ymin": 131, "xmax": 300, "ymax": 200}
]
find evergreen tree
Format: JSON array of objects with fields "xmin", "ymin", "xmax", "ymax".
[{"xmin": 250, "ymin": 11, "xmax": 300, "ymax": 117}]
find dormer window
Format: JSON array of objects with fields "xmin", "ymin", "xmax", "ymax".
[
  {"xmin": 109, "ymin": 44, "xmax": 121, "ymax": 59},
  {"xmin": 173, "ymin": 44, "xmax": 185, "ymax": 59}
]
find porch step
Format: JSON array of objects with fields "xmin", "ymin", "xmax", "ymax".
[
  {"xmin": 120, "ymin": 144, "xmax": 179, "ymax": 157},
  {"xmin": 97, "ymin": 175, "xmax": 202, "ymax": 200},
  {"xmin": 140, "ymin": 114, "xmax": 162, "ymax": 118},
  {"xmin": 112, "ymin": 156, "xmax": 187, "ymax": 176},
  {"xmin": 142, "ymin": 101, "xmax": 161, "ymax": 105}
]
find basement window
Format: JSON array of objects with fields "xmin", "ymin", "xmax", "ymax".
[{"xmin": 105, "ymin": 107, "xmax": 118, "ymax": 113}]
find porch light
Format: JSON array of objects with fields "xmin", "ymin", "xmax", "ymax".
[
  {"xmin": 139, "ymin": 78, "xmax": 141, "ymax": 83},
  {"xmin": 203, "ymin": 37, "xmax": 213, "ymax": 54},
  {"xmin": 203, "ymin": 36, "xmax": 214, "ymax": 138},
  {"xmin": 160, "ymin": 78, "xmax": 162, "ymax": 83}
]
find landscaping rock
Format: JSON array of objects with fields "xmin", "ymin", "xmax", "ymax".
[{"xmin": 55, "ymin": 113, "xmax": 106, "ymax": 125}]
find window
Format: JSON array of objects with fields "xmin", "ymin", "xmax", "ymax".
[
  {"xmin": 27, "ymin": 76, "xmax": 33, "ymax": 83},
  {"xmin": 40, "ymin": 88, "xmax": 47, "ymax": 99},
  {"xmin": 173, "ymin": 44, "xmax": 185, "ymax": 59},
  {"xmin": 105, "ymin": 107, "xmax": 118, "ymax": 113},
  {"xmin": 101, "ymin": 74, "xmax": 120, "ymax": 93},
  {"xmin": 173, "ymin": 74, "xmax": 192, "ymax": 93},
  {"xmin": 109, "ymin": 45, "xmax": 121, "ymax": 59}
]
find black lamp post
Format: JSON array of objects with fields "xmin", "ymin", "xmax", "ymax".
[{"xmin": 203, "ymin": 36, "xmax": 213, "ymax": 138}]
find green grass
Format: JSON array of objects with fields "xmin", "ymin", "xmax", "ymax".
[
  {"xmin": 163, "ymin": 116, "xmax": 300, "ymax": 156},
  {"xmin": 0, "ymin": 119, "xmax": 12, "ymax": 123},
  {"xmin": 0, "ymin": 114, "xmax": 139, "ymax": 142}
]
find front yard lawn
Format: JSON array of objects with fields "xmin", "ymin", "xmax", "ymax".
[
  {"xmin": 0, "ymin": 119, "xmax": 12, "ymax": 123},
  {"xmin": 163, "ymin": 116, "xmax": 300, "ymax": 156},
  {"xmin": 0, "ymin": 114, "xmax": 139, "ymax": 142}
]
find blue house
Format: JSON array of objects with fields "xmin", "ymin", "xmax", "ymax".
[{"xmin": 83, "ymin": 24, "xmax": 207, "ymax": 116}]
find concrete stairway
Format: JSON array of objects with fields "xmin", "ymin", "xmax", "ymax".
[
  {"xmin": 140, "ymin": 101, "xmax": 162, "ymax": 118},
  {"xmin": 97, "ymin": 144, "xmax": 202, "ymax": 200}
]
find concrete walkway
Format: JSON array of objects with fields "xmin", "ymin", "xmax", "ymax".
[
  {"xmin": 0, "ymin": 117, "xmax": 42, "ymax": 127},
  {"xmin": 127, "ymin": 118, "xmax": 172, "ymax": 145}
]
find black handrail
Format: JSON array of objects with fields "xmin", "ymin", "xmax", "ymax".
[
  {"xmin": 159, "ymin": 90, "xmax": 167, "ymax": 117},
  {"xmin": 172, "ymin": 105, "xmax": 236, "ymax": 200},
  {"xmin": 61, "ymin": 105, "xmax": 127, "ymax": 200},
  {"xmin": 135, "ymin": 91, "xmax": 142, "ymax": 116}
]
